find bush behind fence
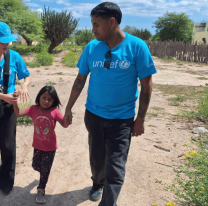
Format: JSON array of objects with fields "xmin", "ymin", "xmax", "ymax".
[{"xmin": 146, "ymin": 41, "xmax": 208, "ymax": 64}]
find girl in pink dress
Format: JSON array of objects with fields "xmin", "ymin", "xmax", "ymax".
[{"xmin": 13, "ymin": 85, "xmax": 70, "ymax": 204}]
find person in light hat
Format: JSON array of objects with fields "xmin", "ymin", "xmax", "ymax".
[{"xmin": 0, "ymin": 22, "xmax": 31, "ymax": 195}]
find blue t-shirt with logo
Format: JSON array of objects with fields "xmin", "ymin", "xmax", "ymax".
[
  {"xmin": 77, "ymin": 32, "xmax": 157, "ymax": 119},
  {"xmin": 0, "ymin": 49, "xmax": 30, "ymax": 94}
]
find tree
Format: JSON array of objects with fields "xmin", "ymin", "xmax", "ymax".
[
  {"xmin": 153, "ymin": 12, "xmax": 193, "ymax": 42},
  {"xmin": 149, "ymin": 34, "xmax": 160, "ymax": 42},
  {"xmin": 41, "ymin": 7, "xmax": 79, "ymax": 53},
  {"xmin": 16, "ymin": 10, "xmax": 44, "ymax": 46},
  {"xmin": 0, "ymin": 0, "xmax": 27, "ymax": 31},
  {"xmin": 79, "ymin": 28, "xmax": 94, "ymax": 44},
  {"xmin": 0, "ymin": 0, "xmax": 44, "ymax": 46},
  {"xmin": 123, "ymin": 25, "xmax": 152, "ymax": 40}
]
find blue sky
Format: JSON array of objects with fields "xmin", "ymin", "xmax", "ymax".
[{"xmin": 25, "ymin": 0, "xmax": 208, "ymax": 34}]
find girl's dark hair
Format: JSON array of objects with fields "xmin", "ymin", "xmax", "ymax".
[
  {"xmin": 91, "ymin": 2, "xmax": 122, "ymax": 25},
  {"xmin": 35, "ymin": 85, "xmax": 62, "ymax": 109}
]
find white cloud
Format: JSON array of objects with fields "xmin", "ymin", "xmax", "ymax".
[
  {"xmin": 99, "ymin": 0, "xmax": 208, "ymax": 17},
  {"xmin": 26, "ymin": 3, "xmax": 40, "ymax": 7},
  {"xmin": 56, "ymin": 0, "xmax": 69, "ymax": 4},
  {"xmin": 36, "ymin": 8, "xmax": 43, "ymax": 13},
  {"xmin": 28, "ymin": 0, "xmax": 208, "ymax": 20},
  {"xmin": 62, "ymin": 3, "xmax": 96, "ymax": 18}
]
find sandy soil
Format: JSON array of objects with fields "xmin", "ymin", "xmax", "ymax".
[{"xmin": 0, "ymin": 52, "xmax": 208, "ymax": 206}]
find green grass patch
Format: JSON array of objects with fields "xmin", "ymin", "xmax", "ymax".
[
  {"xmin": 180, "ymin": 84, "xmax": 208, "ymax": 121},
  {"xmin": 198, "ymin": 77, "xmax": 208, "ymax": 80},
  {"xmin": 161, "ymin": 56, "xmax": 175, "ymax": 61},
  {"xmin": 62, "ymin": 51, "xmax": 80, "ymax": 68},
  {"xmin": 147, "ymin": 107, "xmax": 164, "ymax": 117},
  {"xmin": 168, "ymin": 96, "xmax": 186, "ymax": 106},
  {"xmin": 154, "ymin": 84, "xmax": 204, "ymax": 99},
  {"xmin": 148, "ymin": 125, "xmax": 157, "ymax": 127},
  {"xmin": 25, "ymin": 62, "xmax": 41, "ymax": 68},
  {"xmin": 151, "ymin": 107, "xmax": 165, "ymax": 111},
  {"xmin": 46, "ymin": 81, "xmax": 56, "ymax": 85}
]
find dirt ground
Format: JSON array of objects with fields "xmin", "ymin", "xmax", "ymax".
[{"xmin": 1, "ymin": 51, "xmax": 208, "ymax": 206}]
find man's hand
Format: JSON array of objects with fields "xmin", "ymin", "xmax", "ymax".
[
  {"xmin": 64, "ymin": 110, "xmax": 73, "ymax": 125},
  {"xmin": 132, "ymin": 116, "xmax": 145, "ymax": 136},
  {"xmin": 2, "ymin": 94, "xmax": 17, "ymax": 105},
  {"xmin": 17, "ymin": 85, "xmax": 30, "ymax": 102}
]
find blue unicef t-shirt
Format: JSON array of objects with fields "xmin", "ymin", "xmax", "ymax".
[
  {"xmin": 77, "ymin": 32, "xmax": 157, "ymax": 119},
  {"xmin": 0, "ymin": 49, "xmax": 30, "ymax": 94}
]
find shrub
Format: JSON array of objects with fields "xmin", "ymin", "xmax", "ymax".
[
  {"xmin": 54, "ymin": 45, "xmax": 64, "ymax": 51},
  {"xmin": 9, "ymin": 45, "xmax": 33, "ymax": 55},
  {"xmin": 35, "ymin": 52, "xmax": 54, "ymax": 66},
  {"xmin": 32, "ymin": 43, "xmax": 48, "ymax": 53},
  {"xmin": 9, "ymin": 44, "xmax": 48, "ymax": 55}
]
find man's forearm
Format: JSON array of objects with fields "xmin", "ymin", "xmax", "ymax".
[
  {"xmin": 137, "ymin": 86, "xmax": 152, "ymax": 119},
  {"xmin": 66, "ymin": 74, "xmax": 87, "ymax": 111},
  {"xmin": 21, "ymin": 76, "xmax": 31, "ymax": 88}
]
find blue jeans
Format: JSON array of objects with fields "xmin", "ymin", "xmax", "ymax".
[{"xmin": 84, "ymin": 109, "xmax": 134, "ymax": 206}]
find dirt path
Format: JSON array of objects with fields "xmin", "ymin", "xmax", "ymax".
[{"xmin": 1, "ymin": 53, "xmax": 207, "ymax": 206}]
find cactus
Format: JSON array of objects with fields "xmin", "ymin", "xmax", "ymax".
[{"xmin": 41, "ymin": 7, "xmax": 79, "ymax": 53}]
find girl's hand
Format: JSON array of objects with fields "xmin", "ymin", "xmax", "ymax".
[
  {"xmin": 13, "ymin": 91, "xmax": 20, "ymax": 98},
  {"xmin": 59, "ymin": 117, "xmax": 71, "ymax": 128},
  {"xmin": 17, "ymin": 85, "xmax": 30, "ymax": 102},
  {"xmin": 2, "ymin": 93, "xmax": 17, "ymax": 105}
]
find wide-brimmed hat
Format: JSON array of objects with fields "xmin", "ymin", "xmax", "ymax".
[{"xmin": 0, "ymin": 22, "xmax": 16, "ymax": 43}]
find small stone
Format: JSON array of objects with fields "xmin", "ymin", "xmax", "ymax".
[{"xmin": 191, "ymin": 137, "xmax": 197, "ymax": 142}]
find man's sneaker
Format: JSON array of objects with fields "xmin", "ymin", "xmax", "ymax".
[
  {"xmin": 36, "ymin": 188, "xmax": 46, "ymax": 204},
  {"xmin": 89, "ymin": 186, "xmax": 103, "ymax": 201}
]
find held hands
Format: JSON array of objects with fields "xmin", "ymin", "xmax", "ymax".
[
  {"xmin": 2, "ymin": 93, "xmax": 18, "ymax": 105},
  {"xmin": 64, "ymin": 110, "xmax": 73, "ymax": 125},
  {"xmin": 131, "ymin": 116, "xmax": 145, "ymax": 136}
]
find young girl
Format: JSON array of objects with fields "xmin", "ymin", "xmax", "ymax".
[{"xmin": 13, "ymin": 85, "xmax": 70, "ymax": 204}]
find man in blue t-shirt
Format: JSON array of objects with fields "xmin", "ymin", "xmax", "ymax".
[{"xmin": 64, "ymin": 2, "xmax": 157, "ymax": 205}]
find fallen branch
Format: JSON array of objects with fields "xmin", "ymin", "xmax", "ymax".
[
  {"xmin": 144, "ymin": 138, "xmax": 162, "ymax": 144},
  {"xmin": 155, "ymin": 162, "xmax": 173, "ymax": 168},
  {"xmin": 154, "ymin": 145, "xmax": 170, "ymax": 152},
  {"xmin": 178, "ymin": 153, "xmax": 184, "ymax": 158}
]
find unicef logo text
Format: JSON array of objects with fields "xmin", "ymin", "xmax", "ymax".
[{"xmin": 119, "ymin": 60, "xmax": 130, "ymax": 69}]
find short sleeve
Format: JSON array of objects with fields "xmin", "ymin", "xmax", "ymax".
[
  {"xmin": 77, "ymin": 44, "xmax": 90, "ymax": 76},
  {"xmin": 15, "ymin": 52, "xmax": 30, "ymax": 80},
  {"xmin": 24, "ymin": 105, "xmax": 35, "ymax": 118},
  {"xmin": 136, "ymin": 41, "xmax": 157, "ymax": 79},
  {"xmin": 54, "ymin": 109, "xmax": 63, "ymax": 121}
]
